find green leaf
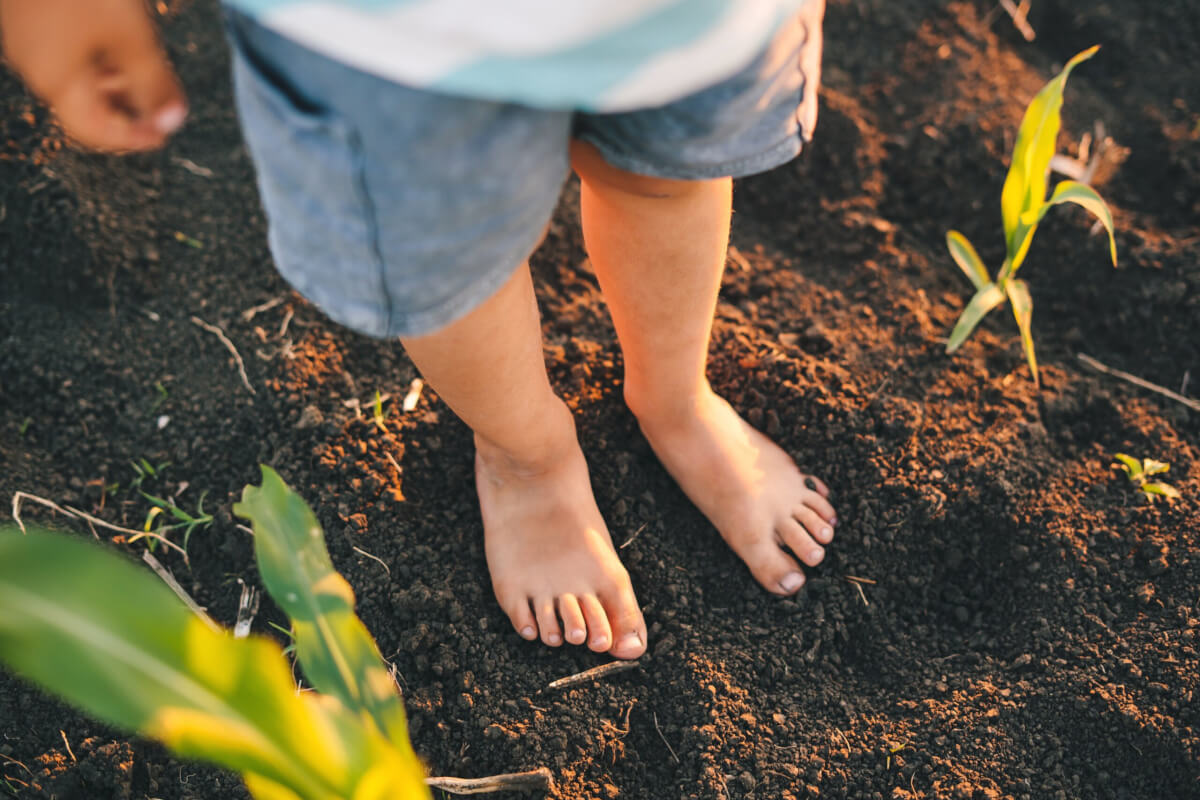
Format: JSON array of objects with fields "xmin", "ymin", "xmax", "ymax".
[
  {"xmin": 1112, "ymin": 452, "xmax": 1142, "ymax": 479},
  {"xmin": 234, "ymin": 467, "xmax": 420, "ymax": 768},
  {"xmin": 946, "ymin": 230, "xmax": 991, "ymax": 291},
  {"xmin": 946, "ymin": 282, "xmax": 1006, "ymax": 353},
  {"xmin": 1041, "ymin": 180, "xmax": 1117, "ymax": 265},
  {"xmin": 1142, "ymin": 482, "xmax": 1181, "ymax": 501},
  {"xmin": 1005, "ymin": 279, "xmax": 1038, "ymax": 385},
  {"xmin": 1001, "ymin": 46, "xmax": 1099, "ymax": 260},
  {"xmin": 0, "ymin": 528, "xmax": 386, "ymax": 799}
]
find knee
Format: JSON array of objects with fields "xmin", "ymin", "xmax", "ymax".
[{"xmin": 569, "ymin": 139, "xmax": 708, "ymax": 200}]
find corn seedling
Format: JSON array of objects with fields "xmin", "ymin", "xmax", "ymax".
[
  {"xmin": 945, "ymin": 46, "xmax": 1116, "ymax": 386},
  {"xmin": 0, "ymin": 466, "xmax": 429, "ymax": 800},
  {"xmin": 1112, "ymin": 453, "xmax": 1181, "ymax": 503}
]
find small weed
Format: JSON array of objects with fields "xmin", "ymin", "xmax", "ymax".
[
  {"xmin": 16, "ymin": 418, "xmax": 31, "ymax": 437},
  {"xmin": 129, "ymin": 458, "xmax": 170, "ymax": 492},
  {"xmin": 149, "ymin": 380, "xmax": 169, "ymax": 414},
  {"xmin": 1112, "ymin": 453, "xmax": 1181, "ymax": 502},
  {"xmin": 373, "ymin": 390, "xmax": 389, "ymax": 433},
  {"xmin": 173, "ymin": 231, "xmax": 203, "ymax": 249},
  {"xmin": 138, "ymin": 490, "xmax": 213, "ymax": 553},
  {"xmin": 945, "ymin": 46, "xmax": 1116, "ymax": 386}
]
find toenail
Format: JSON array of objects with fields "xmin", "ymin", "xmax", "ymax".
[
  {"xmin": 616, "ymin": 632, "xmax": 643, "ymax": 650},
  {"xmin": 829, "ymin": 516, "xmax": 838, "ymax": 526},
  {"xmin": 521, "ymin": 626, "xmax": 536, "ymax": 640},
  {"xmin": 780, "ymin": 572, "xmax": 805, "ymax": 592},
  {"xmin": 592, "ymin": 634, "xmax": 610, "ymax": 648},
  {"xmin": 548, "ymin": 633, "xmax": 562, "ymax": 645},
  {"xmin": 810, "ymin": 547, "xmax": 825, "ymax": 562},
  {"xmin": 804, "ymin": 477, "xmax": 818, "ymax": 491},
  {"xmin": 571, "ymin": 628, "xmax": 585, "ymax": 642},
  {"xmin": 820, "ymin": 526, "xmax": 833, "ymax": 542}
]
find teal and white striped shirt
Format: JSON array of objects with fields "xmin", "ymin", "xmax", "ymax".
[{"xmin": 225, "ymin": 0, "xmax": 812, "ymax": 111}]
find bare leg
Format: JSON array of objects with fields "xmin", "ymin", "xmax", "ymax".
[
  {"xmin": 401, "ymin": 263, "xmax": 646, "ymax": 658},
  {"xmin": 571, "ymin": 141, "xmax": 837, "ymax": 595}
]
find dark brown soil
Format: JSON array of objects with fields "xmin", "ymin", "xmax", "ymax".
[{"xmin": 2, "ymin": 1, "xmax": 1198, "ymax": 798}]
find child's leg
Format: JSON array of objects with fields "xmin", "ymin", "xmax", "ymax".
[
  {"xmin": 400, "ymin": 261, "xmax": 646, "ymax": 658},
  {"xmin": 571, "ymin": 141, "xmax": 836, "ymax": 595}
]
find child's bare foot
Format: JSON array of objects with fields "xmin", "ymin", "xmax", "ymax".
[
  {"xmin": 476, "ymin": 410, "xmax": 646, "ymax": 659},
  {"xmin": 631, "ymin": 385, "xmax": 836, "ymax": 595}
]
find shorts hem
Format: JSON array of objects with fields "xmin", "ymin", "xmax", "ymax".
[{"xmin": 575, "ymin": 131, "xmax": 804, "ymax": 181}]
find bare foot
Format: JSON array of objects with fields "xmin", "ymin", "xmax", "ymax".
[
  {"xmin": 632, "ymin": 386, "xmax": 836, "ymax": 595},
  {"xmin": 476, "ymin": 411, "xmax": 646, "ymax": 659}
]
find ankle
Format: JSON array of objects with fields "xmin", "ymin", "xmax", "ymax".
[
  {"xmin": 624, "ymin": 380, "xmax": 713, "ymax": 432},
  {"xmin": 474, "ymin": 399, "xmax": 579, "ymax": 477}
]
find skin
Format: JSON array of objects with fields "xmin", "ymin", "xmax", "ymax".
[
  {"xmin": 7, "ymin": 0, "xmax": 837, "ymax": 659},
  {"xmin": 0, "ymin": 0, "xmax": 187, "ymax": 152}
]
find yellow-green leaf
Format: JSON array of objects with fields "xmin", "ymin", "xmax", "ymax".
[
  {"xmin": 1143, "ymin": 482, "xmax": 1181, "ymax": 501},
  {"xmin": 1143, "ymin": 458, "xmax": 1171, "ymax": 476},
  {"xmin": 946, "ymin": 230, "xmax": 991, "ymax": 290},
  {"xmin": 946, "ymin": 282, "xmax": 1006, "ymax": 352},
  {"xmin": 1005, "ymin": 279, "xmax": 1037, "ymax": 385},
  {"xmin": 1001, "ymin": 46, "xmax": 1099, "ymax": 257},
  {"xmin": 0, "ymin": 528, "xmax": 381, "ymax": 799},
  {"xmin": 234, "ymin": 468, "xmax": 423, "ymax": 784},
  {"xmin": 1112, "ymin": 452, "xmax": 1142, "ymax": 479},
  {"xmin": 1042, "ymin": 180, "xmax": 1117, "ymax": 265}
]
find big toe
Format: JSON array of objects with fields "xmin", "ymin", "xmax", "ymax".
[
  {"xmin": 600, "ymin": 585, "xmax": 646, "ymax": 660},
  {"xmin": 747, "ymin": 543, "xmax": 806, "ymax": 596}
]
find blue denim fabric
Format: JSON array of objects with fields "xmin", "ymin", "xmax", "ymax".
[{"xmin": 225, "ymin": 3, "xmax": 822, "ymax": 337}]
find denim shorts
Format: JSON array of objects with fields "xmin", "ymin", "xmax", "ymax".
[{"xmin": 225, "ymin": 2, "xmax": 824, "ymax": 338}]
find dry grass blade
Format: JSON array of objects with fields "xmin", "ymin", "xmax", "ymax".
[
  {"xmin": 142, "ymin": 551, "xmax": 221, "ymax": 633},
  {"xmin": 11, "ymin": 491, "xmax": 189, "ymax": 561},
  {"xmin": 652, "ymin": 712, "xmax": 680, "ymax": 763},
  {"xmin": 1077, "ymin": 353, "xmax": 1200, "ymax": 412},
  {"xmin": 548, "ymin": 660, "xmax": 639, "ymax": 690}
]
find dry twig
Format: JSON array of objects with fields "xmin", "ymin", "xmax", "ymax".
[
  {"xmin": 191, "ymin": 316, "xmax": 256, "ymax": 395},
  {"xmin": 143, "ymin": 551, "xmax": 220, "ymax": 632},
  {"xmin": 619, "ymin": 522, "xmax": 647, "ymax": 550},
  {"xmin": 548, "ymin": 660, "xmax": 639, "ymax": 690},
  {"xmin": 1077, "ymin": 353, "xmax": 1200, "ymax": 412},
  {"xmin": 652, "ymin": 712, "xmax": 680, "ymax": 763},
  {"xmin": 425, "ymin": 768, "xmax": 553, "ymax": 795},
  {"xmin": 241, "ymin": 296, "xmax": 283, "ymax": 322},
  {"xmin": 353, "ymin": 546, "xmax": 391, "ymax": 575}
]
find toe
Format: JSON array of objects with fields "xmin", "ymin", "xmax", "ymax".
[
  {"xmin": 557, "ymin": 594, "xmax": 588, "ymax": 645},
  {"xmin": 779, "ymin": 515, "xmax": 826, "ymax": 567},
  {"xmin": 799, "ymin": 482, "xmax": 837, "ymax": 523},
  {"xmin": 746, "ymin": 542, "xmax": 806, "ymax": 596},
  {"xmin": 599, "ymin": 581, "xmax": 646, "ymax": 660},
  {"xmin": 793, "ymin": 497, "xmax": 836, "ymax": 542},
  {"xmin": 804, "ymin": 474, "xmax": 833, "ymax": 499},
  {"xmin": 534, "ymin": 597, "xmax": 563, "ymax": 646},
  {"xmin": 503, "ymin": 595, "xmax": 539, "ymax": 641},
  {"xmin": 579, "ymin": 594, "xmax": 613, "ymax": 653}
]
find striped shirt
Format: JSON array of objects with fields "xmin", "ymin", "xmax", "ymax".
[{"xmin": 225, "ymin": 0, "xmax": 812, "ymax": 111}]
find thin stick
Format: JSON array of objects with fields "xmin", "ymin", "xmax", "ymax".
[
  {"xmin": 385, "ymin": 452, "xmax": 403, "ymax": 473},
  {"xmin": 191, "ymin": 316, "xmax": 256, "ymax": 395},
  {"xmin": 241, "ymin": 296, "xmax": 283, "ymax": 322},
  {"xmin": 12, "ymin": 491, "xmax": 189, "ymax": 561},
  {"xmin": 852, "ymin": 581, "xmax": 870, "ymax": 607},
  {"xmin": 619, "ymin": 523, "xmax": 647, "ymax": 550},
  {"xmin": 652, "ymin": 712, "xmax": 680, "ymax": 763},
  {"xmin": 279, "ymin": 307, "xmax": 294, "ymax": 338},
  {"xmin": 59, "ymin": 731, "xmax": 76, "ymax": 763},
  {"xmin": 425, "ymin": 768, "xmax": 553, "ymax": 795},
  {"xmin": 844, "ymin": 575, "xmax": 877, "ymax": 585},
  {"xmin": 548, "ymin": 660, "xmax": 639, "ymax": 690},
  {"xmin": 1077, "ymin": 353, "xmax": 1200, "ymax": 412},
  {"xmin": 998, "ymin": 0, "xmax": 1035, "ymax": 40},
  {"xmin": 353, "ymin": 545, "xmax": 391, "ymax": 575},
  {"xmin": 171, "ymin": 156, "xmax": 215, "ymax": 178},
  {"xmin": 143, "ymin": 551, "xmax": 221, "ymax": 632}
]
